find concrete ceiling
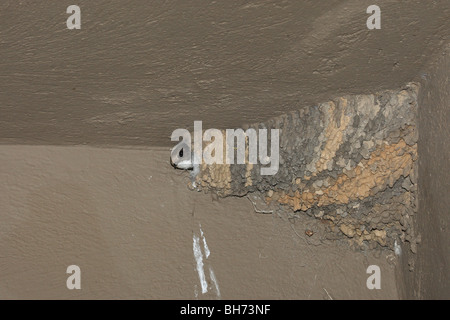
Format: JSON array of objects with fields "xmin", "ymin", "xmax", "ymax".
[{"xmin": 1, "ymin": 0, "xmax": 448, "ymax": 147}]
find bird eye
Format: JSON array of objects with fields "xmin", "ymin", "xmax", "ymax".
[{"xmin": 179, "ymin": 148, "xmax": 183, "ymax": 158}]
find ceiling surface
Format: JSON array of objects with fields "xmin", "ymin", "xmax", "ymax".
[{"xmin": 1, "ymin": 0, "xmax": 448, "ymax": 147}]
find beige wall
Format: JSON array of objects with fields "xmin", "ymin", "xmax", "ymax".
[
  {"xmin": 1, "ymin": 1, "xmax": 448, "ymax": 147},
  {"xmin": 0, "ymin": 146, "xmax": 398, "ymax": 299},
  {"xmin": 399, "ymin": 44, "xmax": 450, "ymax": 299}
]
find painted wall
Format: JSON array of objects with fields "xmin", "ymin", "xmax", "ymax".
[
  {"xmin": 0, "ymin": 146, "xmax": 398, "ymax": 299},
  {"xmin": 0, "ymin": 1, "xmax": 448, "ymax": 146},
  {"xmin": 399, "ymin": 44, "xmax": 450, "ymax": 299}
]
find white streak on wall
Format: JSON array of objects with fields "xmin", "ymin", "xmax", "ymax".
[
  {"xmin": 193, "ymin": 223, "xmax": 221, "ymax": 299},
  {"xmin": 200, "ymin": 225, "xmax": 211, "ymax": 258},
  {"xmin": 209, "ymin": 266, "xmax": 221, "ymax": 299},
  {"xmin": 193, "ymin": 234, "xmax": 208, "ymax": 294}
]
